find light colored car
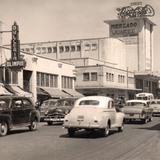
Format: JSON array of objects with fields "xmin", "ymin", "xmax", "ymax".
[
  {"xmin": 63, "ymin": 96, "xmax": 125, "ymax": 137},
  {"xmin": 150, "ymin": 99, "xmax": 160, "ymax": 116},
  {"xmin": 122, "ymin": 99, "xmax": 153, "ymax": 123}
]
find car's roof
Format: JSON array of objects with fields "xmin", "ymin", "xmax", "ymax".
[
  {"xmin": 126, "ymin": 99, "xmax": 149, "ymax": 103},
  {"xmin": 76, "ymin": 96, "xmax": 112, "ymax": 103}
]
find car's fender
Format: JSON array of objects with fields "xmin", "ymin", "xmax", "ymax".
[
  {"xmin": 0, "ymin": 114, "xmax": 12, "ymax": 128},
  {"xmin": 115, "ymin": 112, "xmax": 124, "ymax": 127}
]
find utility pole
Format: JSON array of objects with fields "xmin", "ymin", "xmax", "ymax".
[{"xmin": 0, "ymin": 21, "xmax": 2, "ymax": 65}]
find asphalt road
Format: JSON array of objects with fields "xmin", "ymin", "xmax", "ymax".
[{"xmin": 1, "ymin": 117, "xmax": 160, "ymax": 160}]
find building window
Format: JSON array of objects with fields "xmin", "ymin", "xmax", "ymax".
[
  {"xmin": 36, "ymin": 47, "xmax": 41, "ymax": 54},
  {"xmin": 91, "ymin": 72, "xmax": 97, "ymax": 81},
  {"xmin": 77, "ymin": 45, "xmax": 81, "ymax": 51},
  {"xmin": 37, "ymin": 72, "xmax": 58, "ymax": 88},
  {"xmin": 65, "ymin": 46, "xmax": 70, "ymax": 52},
  {"xmin": 118, "ymin": 75, "xmax": 125, "ymax": 83},
  {"xmin": 37, "ymin": 72, "xmax": 40, "ymax": 86},
  {"xmin": 106, "ymin": 72, "xmax": 114, "ymax": 82},
  {"xmin": 83, "ymin": 72, "xmax": 89, "ymax": 81},
  {"xmin": 53, "ymin": 47, "xmax": 57, "ymax": 53},
  {"xmin": 85, "ymin": 44, "xmax": 90, "ymax": 51},
  {"xmin": 45, "ymin": 74, "xmax": 49, "ymax": 87},
  {"xmin": 42, "ymin": 47, "xmax": 46, "ymax": 54},
  {"xmin": 71, "ymin": 45, "xmax": 75, "ymax": 52},
  {"xmin": 48, "ymin": 47, "xmax": 52, "ymax": 53},
  {"xmin": 41, "ymin": 73, "xmax": 45, "ymax": 86},
  {"xmin": 0, "ymin": 68, "xmax": 3, "ymax": 83},
  {"xmin": 59, "ymin": 46, "xmax": 64, "ymax": 53},
  {"xmin": 12, "ymin": 70, "xmax": 18, "ymax": 84},
  {"xmin": 25, "ymin": 48, "xmax": 30, "ymax": 52},
  {"xmin": 62, "ymin": 76, "xmax": 73, "ymax": 89},
  {"xmin": 92, "ymin": 44, "xmax": 97, "ymax": 50}
]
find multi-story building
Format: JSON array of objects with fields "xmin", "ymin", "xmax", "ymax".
[
  {"xmin": 0, "ymin": 46, "xmax": 82, "ymax": 103},
  {"xmin": 20, "ymin": 15, "xmax": 160, "ymax": 99}
]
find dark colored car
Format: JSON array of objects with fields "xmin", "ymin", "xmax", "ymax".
[
  {"xmin": 39, "ymin": 99, "xmax": 58, "ymax": 121},
  {"xmin": 0, "ymin": 96, "xmax": 40, "ymax": 136},
  {"xmin": 44, "ymin": 97, "xmax": 78, "ymax": 125}
]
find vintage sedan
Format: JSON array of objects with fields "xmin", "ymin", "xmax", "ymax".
[
  {"xmin": 63, "ymin": 96, "xmax": 125, "ymax": 137},
  {"xmin": 44, "ymin": 97, "xmax": 78, "ymax": 125},
  {"xmin": 39, "ymin": 99, "xmax": 58, "ymax": 121},
  {"xmin": 0, "ymin": 96, "xmax": 40, "ymax": 136},
  {"xmin": 122, "ymin": 99, "xmax": 153, "ymax": 123},
  {"xmin": 150, "ymin": 99, "xmax": 160, "ymax": 116}
]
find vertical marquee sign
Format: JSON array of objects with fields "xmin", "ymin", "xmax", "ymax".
[
  {"xmin": 6, "ymin": 22, "xmax": 26, "ymax": 68},
  {"xmin": 11, "ymin": 21, "xmax": 20, "ymax": 61}
]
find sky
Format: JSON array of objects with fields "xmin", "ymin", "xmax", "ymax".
[{"xmin": 0, "ymin": 0, "xmax": 160, "ymax": 70}]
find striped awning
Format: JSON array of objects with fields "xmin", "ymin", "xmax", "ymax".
[
  {"xmin": 40, "ymin": 87, "xmax": 70, "ymax": 98},
  {"xmin": 62, "ymin": 89, "xmax": 84, "ymax": 98},
  {"xmin": 0, "ymin": 84, "xmax": 13, "ymax": 96}
]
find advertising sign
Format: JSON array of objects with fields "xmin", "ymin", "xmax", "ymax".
[
  {"xmin": 6, "ymin": 22, "xmax": 26, "ymax": 68},
  {"xmin": 110, "ymin": 19, "xmax": 139, "ymax": 37},
  {"xmin": 11, "ymin": 22, "xmax": 20, "ymax": 61}
]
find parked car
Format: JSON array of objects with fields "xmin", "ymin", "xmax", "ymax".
[
  {"xmin": 63, "ymin": 96, "xmax": 125, "ymax": 137},
  {"xmin": 150, "ymin": 99, "xmax": 160, "ymax": 116},
  {"xmin": 122, "ymin": 99, "xmax": 153, "ymax": 123},
  {"xmin": 44, "ymin": 97, "xmax": 78, "ymax": 125},
  {"xmin": 0, "ymin": 96, "xmax": 40, "ymax": 136},
  {"xmin": 39, "ymin": 99, "xmax": 58, "ymax": 121}
]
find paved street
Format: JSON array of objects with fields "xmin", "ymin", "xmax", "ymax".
[{"xmin": 1, "ymin": 118, "xmax": 160, "ymax": 160}]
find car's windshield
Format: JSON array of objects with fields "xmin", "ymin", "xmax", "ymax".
[
  {"xmin": 56, "ymin": 100, "xmax": 74, "ymax": 107},
  {"xmin": 79, "ymin": 100, "xmax": 99, "ymax": 106},
  {"xmin": 0, "ymin": 99, "xmax": 10, "ymax": 108},
  {"xmin": 126, "ymin": 102, "xmax": 147, "ymax": 107}
]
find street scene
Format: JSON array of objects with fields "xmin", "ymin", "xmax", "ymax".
[
  {"xmin": 0, "ymin": 118, "xmax": 160, "ymax": 160},
  {"xmin": 0, "ymin": 0, "xmax": 160, "ymax": 160}
]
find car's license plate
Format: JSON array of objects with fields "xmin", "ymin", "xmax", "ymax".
[{"xmin": 77, "ymin": 115, "xmax": 84, "ymax": 120}]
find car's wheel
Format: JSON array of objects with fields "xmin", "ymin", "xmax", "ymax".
[
  {"xmin": 47, "ymin": 121, "xmax": 53, "ymax": 125},
  {"xmin": 29, "ymin": 119, "xmax": 38, "ymax": 131},
  {"xmin": 142, "ymin": 118, "xmax": 148, "ymax": 124},
  {"xmin": 68, "ymin": 128, "xmax": 75, "ymax": 137},
  {"xmin": 118, "ymin": 122, "xmax": 124, "ymax": 132},
  {"xmin": 0, "ymin": 122, "xmax": 8, "ymax": 136},
  {"xmin": 101, "ymin": 124, "xmax": 110, "ymax": 137},
  {"xmin": 149, "ymin": 116, "xmax": 153, "ymax": 122}
]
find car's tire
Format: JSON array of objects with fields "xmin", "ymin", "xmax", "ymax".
[
  {"xmin": 118, "ymin": 122, "xmax": 124, "ymax": 132},
  {"xmin": 68, "ymin": 128, "xmax": 75, "ymax": 137},
  {"xmin": 149, "ymin": 116, "xmax": 153, "ymax": 122},
  {"xmin": 142, "ymin": 118, "xmax": 148, "ymax": 124},
  {"xmin": 0, "ymin": 122, "xmax": 8, "ymax": 136},
  {"xmin": 101, "ymin": 124, "xmax": 110, "ymax": 137},
  {"xmin": 29, "ymin": 119, "xmax": 38, "ymax": 131},
  {"xmin": 47, "ymin": 121, "xmax": 53, "ymax": 125}
]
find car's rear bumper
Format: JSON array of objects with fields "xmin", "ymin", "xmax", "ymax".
[
  {"xmin": 152, "ymin": 112, "xmax": 160, "ymax": 116},
  {"xmin": 44, "ymin": 117, "xmax": 64, "ymax": 122}
]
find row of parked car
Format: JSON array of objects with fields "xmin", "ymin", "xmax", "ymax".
[{"xmin": 0, "ymin": 94, "xmax": 160, "ymax": 137}]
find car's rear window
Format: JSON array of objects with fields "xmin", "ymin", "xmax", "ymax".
[
  {"xmin": 79, "ymin": 100, "xmax": 99, "ymax": 106},
  {"xmin": 126, "ymin": 102, "xmax": 147, "ymax": 106},
  {"xmin": 0, "ymin": 99, "xmax": 10, "ymax": 108}
]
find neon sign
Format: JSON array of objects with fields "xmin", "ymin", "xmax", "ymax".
[{"xmin": 117, "ymin": 4, "xmax": 155, "ymax": 19}]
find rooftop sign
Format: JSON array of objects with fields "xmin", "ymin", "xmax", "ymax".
[{"xmin": 116, "ymin": 3, "xmax": 155, "ymax": 19}]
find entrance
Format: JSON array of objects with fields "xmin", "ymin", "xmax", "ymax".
[{"xmin": 23, "ymin": 70, "xmax": 32, "ymax": 92}]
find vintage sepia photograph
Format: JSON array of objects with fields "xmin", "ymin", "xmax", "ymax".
[{"xmin": 0, "ymin": 0, "xmax": 160, "ymax": 160}]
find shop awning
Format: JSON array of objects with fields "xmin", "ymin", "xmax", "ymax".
[
  {"xmin": 37, "ymin": 87, "xmax": 49, "ymax": 96},
  {"xmin": 0, "ymin": 85, "xmax": 13, "ymax": 96},
  {"xmin": 62, "ymin": 89, "xmax": 84, "ymax": 98},
  {"xmin": 40, "ymin": 87, "xmax": 71, "ymax": 98},
  {"xmin": 5, "ymin": 85, "xmax": 32, "ymax": 98}
]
